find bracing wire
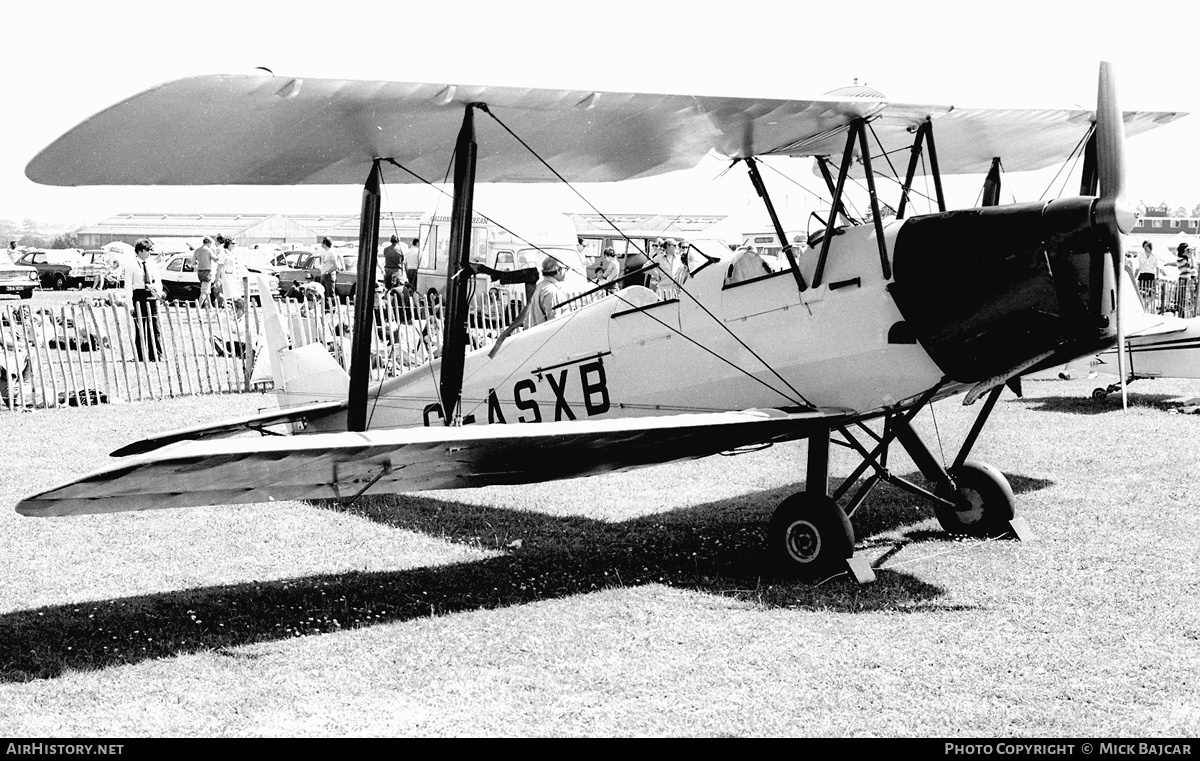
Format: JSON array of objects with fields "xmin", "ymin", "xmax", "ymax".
[
  {"xmin": 374, "ymin": 157, "xmax": 813, "ymax": 414},
  {"xmin": 1039, "ymin": 124, "xmax": 1093, "ymax": 202},
  {"xmin": 476, "ymin": 105, "xmax": 818, "ymax": 410}
]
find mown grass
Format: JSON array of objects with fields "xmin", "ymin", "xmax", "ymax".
[{"xmin": 0, "ymin": 375, "xmax": 1197, "ymax": 736}]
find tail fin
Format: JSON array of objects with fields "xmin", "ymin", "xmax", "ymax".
[{"xmin": 258, "ymin": 277, "xmax": 350, "ymax": 409}]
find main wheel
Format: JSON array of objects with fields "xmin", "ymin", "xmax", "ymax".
[
  {"xmin": 1091, "ymin": 387, "xmax": 1108, "ymax": 400},
  {"xmin": 768, "ymin": 494, "xmax": 855, "ymax": 581},
  {"xmin": 934, "ymin": 461, "xmax": 1016, "ymax": 538}
]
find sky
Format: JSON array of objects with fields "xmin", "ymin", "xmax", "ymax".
[{"xmin": 5, "ymin": 0, "xmax": 1200, "ymax": 231}]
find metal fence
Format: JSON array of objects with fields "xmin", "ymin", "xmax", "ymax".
[
  {"xmin": 0, "ymin": 284, "xmax": 610, "ymax": 411},
  {"xmin": 1137, "ymin": 277, "xmax": 1199, "ymax": 318}
]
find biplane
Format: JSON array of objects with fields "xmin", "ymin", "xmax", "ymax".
[{"xmin": 16, "ymin": 63, "xmax": 1185, "ymax": 582}]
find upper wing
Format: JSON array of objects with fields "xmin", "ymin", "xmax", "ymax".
[
  {"xmin": 27, "ymin": 72, "xmax": 1184, "ymax": 187},
  {"xmin": 18, "ymin": 408, "xmax": 845, "ymax": 517},
  {"xmin": 772, "ymin": 103, "xmax": 1184, "ymax": 177}
]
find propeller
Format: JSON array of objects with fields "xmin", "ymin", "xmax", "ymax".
[{"xmin": 1094, "ymin": 61, "xmax": 1136, "ymax": 412}]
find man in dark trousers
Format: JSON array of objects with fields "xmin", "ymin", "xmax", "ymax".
[
  {"xmin": 382, "ymin": 235, "xmax": 407, "ymax": 291},
  {"xmin": 123, "ymin": 239, "xmax": 163, "ymax": 361}
]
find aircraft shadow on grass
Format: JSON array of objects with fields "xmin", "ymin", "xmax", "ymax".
[
  {"xmin": 1014, "ymin": 392, "xmax": 1181, "ymax": 415},
  {"xmin": 0, "ymin": 470, "xmax": 1052, "ymax": 682}
]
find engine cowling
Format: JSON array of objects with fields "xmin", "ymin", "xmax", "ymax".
[{"xmin": 888, "ymin": 198, "xmax": 1116, "ymax": 383}]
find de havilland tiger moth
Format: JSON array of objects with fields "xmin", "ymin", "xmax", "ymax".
[{"xmin": 16, "ymin": 62, "xmax": 1185, "ymax": 581}]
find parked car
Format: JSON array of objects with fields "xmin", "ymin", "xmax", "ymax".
[
  {"xmin": 15, "ymin": 249, "xmax": 106, "ymax": 290},
  {"xmin": 160, "ymin": 253, "xmax": 279, "ymax": 303},
  {"xmin": 335, "ymin": 253, "xmax": 385, "ymax": 300},
  {"xmin": 80, "ymin": 249, "xmax": 132, "ymax": 288},
  {"xmin": 271, "ymin": 250, "xmax": 384, "ymax": 300},
  {"xmin": 273, "ymin": 250, "xmax": 321, "ymax": 296},
  {"xmin": 0, "ymin": 250, "xmax": 38, "ymax": 299}
]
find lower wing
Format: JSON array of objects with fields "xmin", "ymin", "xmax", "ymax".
[{"xmin": 18, "ymin": 408, "xmax": 845, "ymax": 517}]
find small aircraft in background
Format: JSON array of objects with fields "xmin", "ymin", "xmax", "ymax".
[
  {"xmin": 16, "ymin": 63, "xmax": 1184, "ymax": 582},
  {"xmin": 1067, "ymin": 270, "xmax": 1200, "ymax": 401}
]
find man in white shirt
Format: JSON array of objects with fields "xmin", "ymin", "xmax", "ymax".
[
  {"xmin": 318, "ymin": 237, "xmax": 343, "ymax": 304},
  {"xmin": 529, "ymin": 256, "xmax": 566, "ymax": 326},
  {"xmin": 123, "ymin": 239, "xmax": 163, "ymax": 361},
  {"xmin": 651, "ymin": 238, "xmax": 685, "ymax": 296}
]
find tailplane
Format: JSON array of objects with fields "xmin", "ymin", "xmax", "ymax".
[{"xmin": 259, "ymin": 277, "xmax": 350, "ymax": 409}]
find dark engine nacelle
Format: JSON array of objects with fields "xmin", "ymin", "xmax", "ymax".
[{"xmin": 888, "ymin": 199, "xmax": 1117, "ymax": 383}]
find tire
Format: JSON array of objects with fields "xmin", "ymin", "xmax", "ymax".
[
  {"xmin": 20, "ymin": 288, "xmax": 32, "ymax": 300},
  {"xmin": 934, "ymin": 461, "xmax": 1016, "ymax": 538},
  {"xmin": 52, "ymin": 273, "xmax": 67, "ymax": 291},
  {"xmin": 1091, "ymin": 387, "xmax": 1108, "ymax": 400},
  {"xmin": 768, "ymin": 494, "xmax": 855, "ymax": 581}
]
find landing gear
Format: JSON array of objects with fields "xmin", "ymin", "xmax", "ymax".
[
  {"xmin": 1092, "ymin": 380, "xmax": 1132, "ymax": 400},
  {"xmin": 934, "ymin": 461, "xmax": 1016, "ymax": 538},
  {"xmin": 769, "ymin": 494, "xmax": 854, "ymax": 580},
  {"xmin": 769, "ymin": 383, "xmax": 1027, "ymax": 583}
]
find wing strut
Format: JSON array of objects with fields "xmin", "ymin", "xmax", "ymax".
[
  {"xmin": 981, "ymin": 157, "xmax": 1003, "ymax": 207},
  {"xmin": 348, "ymin": 160, "xmax": 383, "ymax": 432},
  {"xmin": 814, "ymin": 119, "xmax": 893, "ymax": 286},
  {"xmin": 855, "ymin": 120, "xmax": 892, "ymax": 281},
  {"xmin": 743, "ymin": 158, "xmax": 807, "ymax": 293},
  {"xmin": 439, "ymin": 104, "xmax": 482, "ymax": 426}
]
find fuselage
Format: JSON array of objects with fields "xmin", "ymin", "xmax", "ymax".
[
  {"xmin": 297, "ymin": 201, "xmax": 1118, "ymax": 434},
  {"xmin": 305, "ymin": 223, "xmax": 953, "ymax": 432}
]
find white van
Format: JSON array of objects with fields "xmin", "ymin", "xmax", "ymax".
[{"xmin": 413, "ymin": 209, "xmax": 587, "ymax": 302}]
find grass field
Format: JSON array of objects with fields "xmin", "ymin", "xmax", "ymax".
[{"xmin": 0, "ymin": 375, "xmax": 1197, "ymax": 737}]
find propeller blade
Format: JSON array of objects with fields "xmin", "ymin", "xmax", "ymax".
[
  {"xmin": 1095, "ymin": 61, "xmax": 1133, "ymax": 411},
  {"xmin": 1095, "ymin": 61, "xmax": 1128, "ymax": 209},
  {"xmin": 1116, "ymin": 264, "xmax": 1129, "ymax": 412}
]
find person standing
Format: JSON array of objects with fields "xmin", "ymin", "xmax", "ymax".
[
  {"xmin": 529, "ymin": 257, "xmax": 566, "ymax": 326},
  {"xmin": 597, "ymin": 248, "xmax": 620, "ymax": 289},
  {"xmin": 1176, "ymin": 242, "xmax": 1195, "ymax": 316},
  {"xmin": 652, "ymin": 238, "xmax": 684, "ymax": 295},
  {"xmin": 1137, "ymin": 240, "xmax": 1156, "ymax": 286},
  {"xmin": 123, "ymin": 239, "xmax": 163, "ymax": 361},
  {"xmin": 383, "ymin": 235, "xmax": 407, "ymax": 291},
  {"xmin": 318, "ymin": 237, "xmax": 341, "ymax": 305},
  {"xmin": 195, "ymin": 236, "xmax": 216, "ymax": 307},
  {"xmin": 220, "ymin": 237, "xmax": 246, "ymax": 316}
]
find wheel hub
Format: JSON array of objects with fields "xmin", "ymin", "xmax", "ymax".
[
  {"xmin": 784, "ymin": 519, "xmax": 821, "ymax": 563},
  {"xmin": 954, "ymin": 488, "xmax": 986, "ymax": 526}
]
